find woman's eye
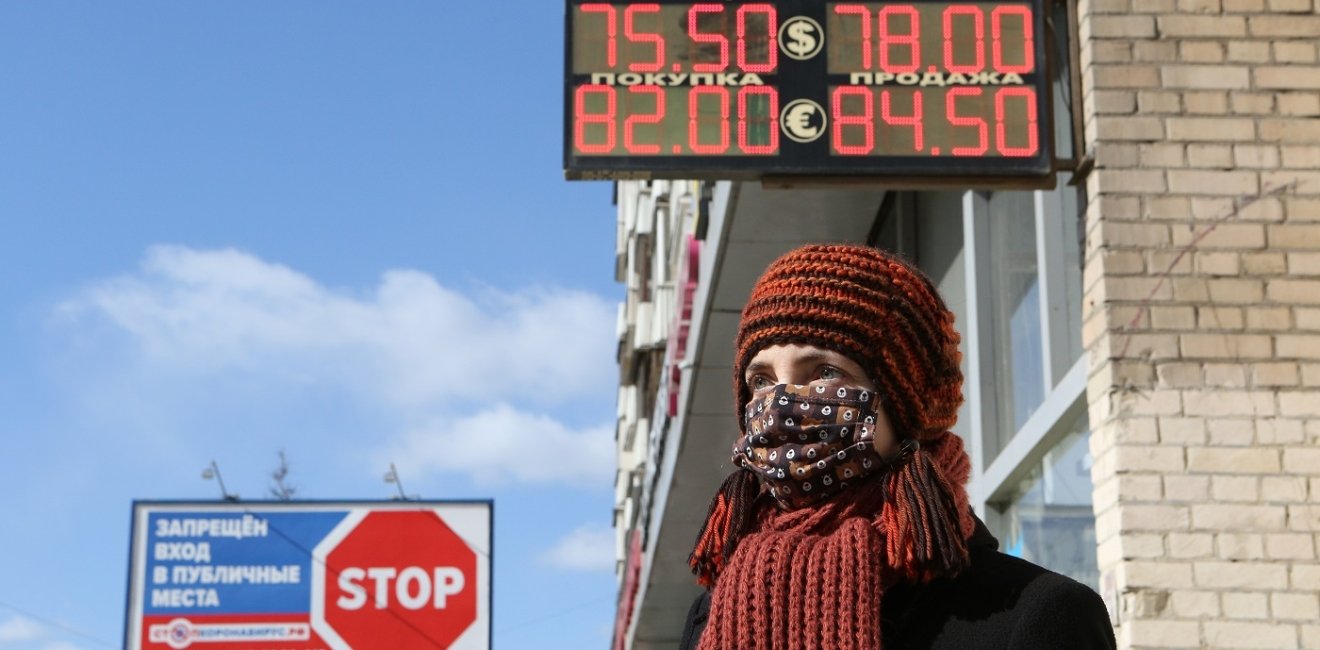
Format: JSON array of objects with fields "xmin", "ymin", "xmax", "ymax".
[
  {"xmin": 750, "ymin": 375, "xmax": 772, "ymax": 390},
  {"xmin": 818, "ymin": 366, "xmax": 842, "ymax": 381}
]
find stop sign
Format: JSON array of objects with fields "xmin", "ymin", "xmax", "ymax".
[{"xmin": 312, "ymin": 510, "xmax": 482, "ymax": 649}]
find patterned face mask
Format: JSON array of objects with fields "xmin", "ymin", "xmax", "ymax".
[{"xmin": 733, "ymin": 383, "xmax": 904, "ymax": 510}]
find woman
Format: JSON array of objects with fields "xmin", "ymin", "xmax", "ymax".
[{"xmin": 681, "ymin": 244, "xmax": 1115, "ymax": 650}]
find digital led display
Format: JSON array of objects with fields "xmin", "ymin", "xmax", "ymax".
[{"xmin": 565, "ymin": 0, "xmax": 1053, "ymax": 181}]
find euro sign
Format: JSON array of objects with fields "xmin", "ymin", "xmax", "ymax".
[
  {"xmin": 785, "ymin": 21, "xmax": 817, "ymax": 58},
  {"xmin": 786, "ymin": 104, "xmax": 818, "ymax": 138},
  {"xmin": 781, "ymin": 100, "xmax": 825, "ymax": 142}
]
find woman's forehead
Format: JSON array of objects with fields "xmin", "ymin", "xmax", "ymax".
[{"xmin": 746, "ymin": 343, "xmax": 862, "ymax": 369}]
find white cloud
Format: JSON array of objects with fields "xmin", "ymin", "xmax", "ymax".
[
  {"xmin": 0, "ymin": 615, "xmax": 42, "ymax": 643},
  {"xmin": 386, "ymin": 404, "xmax": 614, "ymax": 487},
  {"xmin": 63, "ymin": 245, "xmax": 617, "ymax": 407},
  {"xmin": 540, "ymin": 523, "xmax": 617, "ymax": 572},
  {"xmin": 59, "ymin": 245, "xmax": 620, "ymax": 488},
  {"xmin": 43, "ymin": 642, "xmax": 85, "ymax": 650}
]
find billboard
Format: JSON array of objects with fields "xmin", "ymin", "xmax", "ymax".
[{"xmin": 124, "ymin": 501, "xmax": 492, "ymax": 650}]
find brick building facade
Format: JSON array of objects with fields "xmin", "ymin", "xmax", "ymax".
[{"xmin": 1079, "ymin": 1, "xmax": 1320, "ymax": 647}]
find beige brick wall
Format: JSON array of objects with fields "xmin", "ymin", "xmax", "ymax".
[{"xmin": 1078, "ymin": 0, "xmax": 1320, "ymax": 648}]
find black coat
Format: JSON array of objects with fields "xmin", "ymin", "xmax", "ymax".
[{"xmin": 679, "ymin": 517, "xmax": 1116, "ymax": 649}]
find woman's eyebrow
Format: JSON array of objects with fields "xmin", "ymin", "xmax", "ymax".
[
  {"xmin": 794, "ymin": 351, "xmax": 834, "ymax": 364},
  {"xmin": 746, "ymin": 351, "xmax": 847, "ymax": 378}
]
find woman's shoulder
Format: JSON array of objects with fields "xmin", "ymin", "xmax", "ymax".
[
  {"xmin": 678, "ymin": 590, "xmax": 711, "ymax": 650},
  {"xmin": 897, "ymin": 547, "xmax": 1116, "ymax": 649},
  {"xmin": 965, "ymin": 546, "xmax": 1099, "ymax": 596},
  {"xmin": 976, "ymin": 549, "xmax": 1115, "ymax": 648}
]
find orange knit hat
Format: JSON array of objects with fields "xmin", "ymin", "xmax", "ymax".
[{"xmin": 734, "ymin": 244, "xmax": 965, "ymax": 441}]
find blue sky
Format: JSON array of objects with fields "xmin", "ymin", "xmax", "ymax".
[{"xmin": 0, "ymin": 2, "xmax": 619, "ymax": 648}]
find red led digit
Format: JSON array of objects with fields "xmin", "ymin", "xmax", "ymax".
[
  {"xmin": 689, "ymin": 86, "xmax": 730, "ymax": 154},
  {"xmin": 688, "ymin": 4, "xmax": 729, "ymax": 72},
  {"xmin": 877, "ymin": 6, "xmax": 920, "ymax": 74},
  {"xmin": 736, "ymin": 4, "xmax": 778, "ymax": 73},
  {"xmin": 833, "ymin": 5, "xmax": 872, "ymax": 70},
  {"xmin": 881, "ymin": 90, "xmax": 924, "ymax": 152},
  {"xmin": 943, "ymin": 6, "xmax": 985, "ymax": 74},
  {"xmin": 575, "ymin": 84, "xmax": 617, "ymax": 154},
  {"xmin": 737, "ymin": 86, "xmax": 779, "ymax": 154},
  {"xmin": 992, "ymin": 6, "xmax": 1034, "ymax": 74},
  {"xmin": 580, "ymin": 4, "xmax": 617, "ymax": 69},
  {"xmin": 946, "ymin": 87, "xmax": 988, "ymax": 156},
  {"xmin": 624, "ymin": 85, "xmax": 665, "ymax": 154},
  {"xmin": 995, "ymin": 87, "xmax": 1038, "ymax": 156},
  {"xmin": 625, "ymin": 4, "xmax": 665, "ymax": 73},
  {"xmin": 832, "ymin": 86, "xmax": 874, "ymax": 155}
]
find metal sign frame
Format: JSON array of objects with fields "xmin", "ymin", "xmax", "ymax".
[
  {"xmin": 564, "ymin": 0, "xmax": 1055, "ymax": 183},
  {"xmin": 123, "ymin": 500, "xmax": 493, "ymax": 650}
]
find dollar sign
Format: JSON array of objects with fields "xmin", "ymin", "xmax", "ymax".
[{"xmin": 787, "ymin": 22, "xmax": 817, "ymax": 57}]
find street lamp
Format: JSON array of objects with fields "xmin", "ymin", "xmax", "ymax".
[
  {"xmin": 202, "ymin": 460, "xmax": 239, "ymax": 501},
  {"xmin": 383, "ymin": 462, "xmax": 418, "ymax": 501}
]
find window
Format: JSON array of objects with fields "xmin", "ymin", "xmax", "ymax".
[
  {"xmin": 996, "ymin": 411, "xmax": 1098, "ymax": 589},
  {"xmin": 986, "ymin": 191, "xmax": 1046, "ymax": 456}
]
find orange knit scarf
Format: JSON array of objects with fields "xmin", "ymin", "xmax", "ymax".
[{"xmin": 691, "ymin": 432, "xmax": 976, "ymax": 650}]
